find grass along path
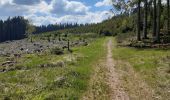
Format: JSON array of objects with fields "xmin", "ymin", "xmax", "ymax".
[
  {"xmin": 0, "ymin": 37, "xmax": 107, "ymax": 100},
  {"xmin": 82, "ymin": 37, "xmax": 109, "ymax": 100},
  {"xmin": 112, "ymin": 38, "xmax": 170, "ymax": 100},
  {"xmin": 1, "ymin": 37, "xmax": 168, "ymax": 100},
  {"xmin": 83, "ymin": 37, "xmax": 168, "ymax": 100},
  {"xmin": 83, "ymin": 37, "xmax": 129, "ymax": 100}
]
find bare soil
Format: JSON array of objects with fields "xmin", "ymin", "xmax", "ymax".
[{"xmin": 106, "ymin": 39, "xmax": 129, "ymax": 100}]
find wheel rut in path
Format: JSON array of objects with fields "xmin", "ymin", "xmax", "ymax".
[{"xmin": 106, "ymin": 39, "xmax": 129, "ymax": 100}]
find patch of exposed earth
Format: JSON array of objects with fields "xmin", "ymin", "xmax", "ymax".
[
  {"xmin": 0, "ymin": 38, "xmax": 88, "ymax": 73},
  {"xmin": 0, "ymin": 39, "xmax": 88, "ymax": 56}
]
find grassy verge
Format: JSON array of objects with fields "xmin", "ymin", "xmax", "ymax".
[
  {"xmin": 0, "ymin": 37, "xmax": 106, "ymax": 100},
  {"xmin": 112, "ymin": 38, "xmax": 170, "ymax": 99},
  {"xmin": 82, "ymin": 37, "xmax": 110, "ymax": 100}
]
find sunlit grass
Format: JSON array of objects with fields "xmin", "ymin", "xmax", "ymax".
[
  {"xmin": 0, "ymin": 37, "xmax": 107, "ymax": 100},
  {"xmin": 112, "ymin": 38, "xmax": 170, "ymax": 99}
]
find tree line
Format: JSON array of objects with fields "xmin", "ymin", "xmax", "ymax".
[
  {"xmin": 0, "ymin": 16, "xmax": 27, "ymax": 42},
  {"xmin": 0, "ymin": 16, "xmax": 91, "ymax": 42},
  {"xmin": 34, "ymin": 23, "xmax": 89, "ymax": 34},
  {"xmin": 60, "ymin": 0, "xmax": 169, "ymax": 43}
]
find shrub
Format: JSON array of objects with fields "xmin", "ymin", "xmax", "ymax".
[
  {"xmin": 99, "ymin": 30, "xmax": 112, "ymax": 36},
  {"xmin": 50, "ymin": 47, "xmax": 64, "ymax": 55}
]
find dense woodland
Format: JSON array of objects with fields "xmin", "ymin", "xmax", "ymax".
[
  {"xmin": 58, "ymin": 15, "xmax": 134, "ymax": 36},
  {"xmin": 0, "ymin": 16, "xmax": 27, "ymax": 42},
  {"xmin": 34, "ymin": 23, "xmax": 90, "ymax": 34},
  {"xmin": 0, "ymin": 16, "xmax": 91, "ymax": 42},
  {"xmin": 60, "ymin": 0, "xmax": 170, "ymax": 45},
  {"xmin": 136, "ymin": 0, "xmax": 170, "ymax": 44}
]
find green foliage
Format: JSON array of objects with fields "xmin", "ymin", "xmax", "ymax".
[
  {"xmin": 26, "ymin": 23, "xmax": 36, "ymax": 36},
  {"xmin": 58, "ymin": 14, "xmax": 135, "ymax": 37}
]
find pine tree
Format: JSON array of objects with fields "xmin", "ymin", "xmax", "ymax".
[
  {"xmin": 168, "ymin": 0, "xmax": 170, "ymax": 34},
  {"xmin": 153, "ymin": 0, "xmax": 157, "ymax": 40},
  {"xmin": 143, "ymin": 0, "xmax": 148, "ymax": 39},
  {"xmin": 156, "ymin": 0, "xmax": 161, "ymax": 43},
  {"xmin": 0, "ymin": 20, "xmax": 3, "ymax": 42},
  {"xmin": 137, "ymin": 0, "xmax": 141, "ymax": 41}
]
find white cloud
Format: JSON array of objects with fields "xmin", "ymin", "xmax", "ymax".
[
  {"xmin": 50, "ymin": 0, "xmax": 90, "ymax": 16},
  {"xmin": 0, "ymin": 0, "xmax": 12, "ymax": 5},
  {"xmin": 0, "ymin": 2, "xmax": 27, "ymax": 17},
  {"xmin": 26, "ymin": 1, "xmax": 51, "ymax": 14},
  {"xmin": 95, "ymin": 0, "xmax": 112, "ymax": 7},
  {"xmin": 25, "ymin": 10, "xmax": 114, "ymax": 25},
  {"xmin": 0, "ymin": 0, "xmax": 114, "ymax": 25},
  {"xmin": 55, "ymin": 11, "xmax": 114, "ymax": 24}
]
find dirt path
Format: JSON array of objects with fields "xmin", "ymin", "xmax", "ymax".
[
  {"xmin": 106, "ymin": 39, "xmax": 129, "ymax": 100},
  {"xmin": 83, "ymin": 38, "xmax": 155, "ymax": 100}
]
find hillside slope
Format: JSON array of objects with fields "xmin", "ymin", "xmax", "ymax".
[{"xmin": 58, "ymin": 15, "xmax": 134, "ymax": 36}]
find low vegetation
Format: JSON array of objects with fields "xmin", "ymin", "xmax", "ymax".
[
  {"xmin": 0, "ymin": 0, "xmax": 169, "ymax": 99},
  {"xmin": 112, "ymin": 38, "xmax": 170, "ymax": 99},
  {"xmin": 0, "ymin": 37, "xmax": 106, "ymax": 100}
]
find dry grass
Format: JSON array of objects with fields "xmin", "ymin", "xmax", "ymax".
[
  {"xmin": 82, "ymin": 38, "xmax": 109, "ymax": 100},
  {"xmin": 112, "ymin": 38, "xmax": 170, "ymax": 100}
]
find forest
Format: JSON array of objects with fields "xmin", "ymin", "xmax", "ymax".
[
  {"xmin": 34, "ymin": 23, "xmax": 90, "ymax": 34},
  {"xmin": 0, "ymin": 16, "xmax": 27, "ymax": 42},
  {"xmin": 59, "ymin": 0, "xmax": 170, "ymax": 46},
  {"xmin": 0, "ymin": 17, "xmax": 90, "ymax": 42}
]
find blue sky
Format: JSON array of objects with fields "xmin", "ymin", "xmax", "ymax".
[
  {"xmin": 0, "ymin": 0, "xmax": 113, "ymax": 25},
  {"xmin": 75, "ymin": 0, "xmax": 111, "ymax": 11}
]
